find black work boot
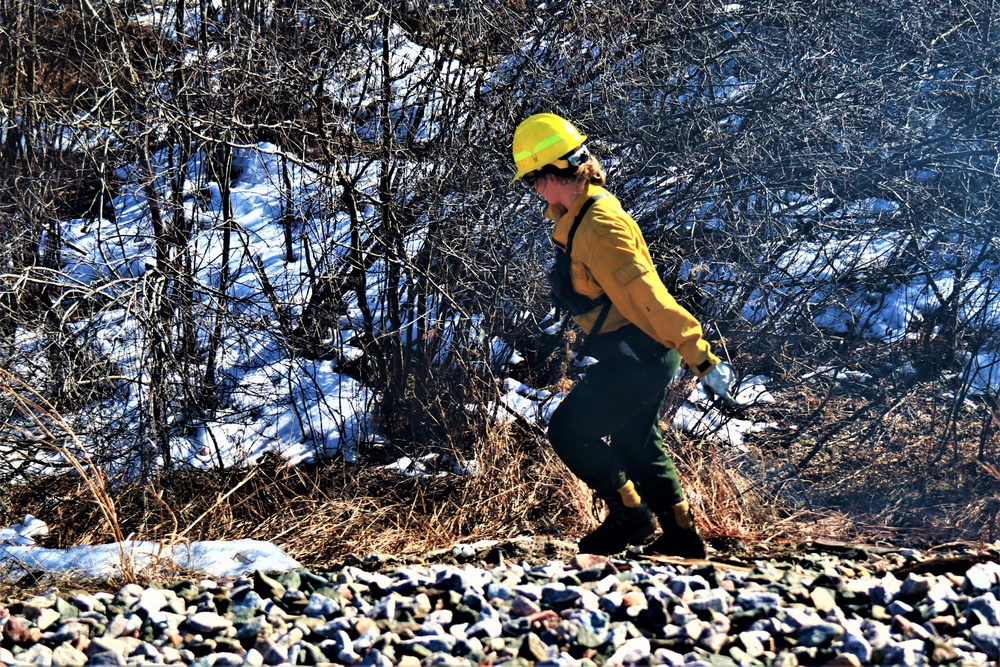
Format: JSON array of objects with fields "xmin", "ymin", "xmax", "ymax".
[
  {"xmin": 647, "ymin": 500, "xmax": 708, "ymax": 559},
  {"xmin": 577, "ymin": 494, "xmax": 657, "ymax": 556}
]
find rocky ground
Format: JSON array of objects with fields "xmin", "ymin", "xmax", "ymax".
[{"xmin": 2, "ymin": 537, "xmax": 1000, "ymax": 666}]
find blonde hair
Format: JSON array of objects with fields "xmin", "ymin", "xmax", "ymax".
[
  {"xmin": 575, "ymin": 156, "xmax": 607, "ymax": 186},
  {"xmin": 552, "ymin": 154, "xmax": 607, "ymax": 193}
]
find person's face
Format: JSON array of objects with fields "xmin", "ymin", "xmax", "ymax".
[{"xmin": 525, "ymin": 171, "xmax": 554, "ymax": 203}]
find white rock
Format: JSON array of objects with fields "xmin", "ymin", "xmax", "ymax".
[
  {"xmin": 967, "ymin": 562, "xmax": 1000, "ymax": 592},
  {"xmin": 136, "ymin": 588, "xmax": 169, "ymax": 615},
  {"xmin": 607, "ymin": 636, "xmax": 651, "ymax": 665},
  {"xmin": 35, "ymin": 608, "xmax": 63, "ymax": 631},
  {"xmin": 51, "ymin": 643, "xmax": 88, "ymax": 667},
  {"xmin": 242, "ymin": 648, "xmax": 264, "ymax": 667}
]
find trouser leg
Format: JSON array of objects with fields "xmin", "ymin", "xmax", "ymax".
[
  {"xmin": 547, "ymin": 328, "xmax": 684, "ymax": 505},
  {"xmin": 607, "ymin": 384, "xmax": 687, "ymax": 513}
]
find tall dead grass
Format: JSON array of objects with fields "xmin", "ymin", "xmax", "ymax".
[
  {"xmin": 2, "ymin": 421, "xmax": 593, "ymax": 569},
  {"xmin": 0, "ymin": 369, "xmax": 144, "ymax": 582},
  {"xmin": 661, "ymin": 428, "xmax": 779, "ymax": 543}
]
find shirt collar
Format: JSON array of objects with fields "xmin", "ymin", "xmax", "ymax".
[{"xmin": 548, "ymin": 184, "xmax": 610, "ymax": 247}]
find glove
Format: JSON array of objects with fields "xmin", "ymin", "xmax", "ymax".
[{"xmin": 701, "ymin": 362, "xmax": 738, "ymax": 405}]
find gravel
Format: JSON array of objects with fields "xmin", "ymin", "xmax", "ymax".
[{"xmin": 2, "ymin": 537, "xmax": 999, "ymax": 666}]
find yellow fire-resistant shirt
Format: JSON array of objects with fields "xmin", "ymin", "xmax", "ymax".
[{"xmin": 547, "ymin": 184, "xmax": 721, "ymax": 377}]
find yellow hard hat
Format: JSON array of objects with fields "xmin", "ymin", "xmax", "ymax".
[{"xmin": 510, "ymin": 113, "xmax": 587, "ymax": 183}]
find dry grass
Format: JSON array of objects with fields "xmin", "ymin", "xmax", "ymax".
[
  {"xmin": 0, "ymin": 369, "xmax": 150, "ymax": 583},
  {"xmin": 663, "ymin": 430, "xmax": 775, "ymax": 543},
  {"xmin": 1, "ymin": 423, "xmax": 593, "ymax": 571},
  {"xmin": 733, "ymin": 344, "xmax": 1000, "ymax": 549}
]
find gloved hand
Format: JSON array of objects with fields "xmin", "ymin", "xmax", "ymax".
[{"xmin": 701, "ymin": 362, "xmax": 738, "ymax": 405}]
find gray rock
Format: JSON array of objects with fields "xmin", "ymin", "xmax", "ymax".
[
  {"xmin": 880, "ymin": 638, "xmax": 926, "ymax": 665},
  {"xmin": 275, "ymin": 569, "xmax": 302, "ymax": 591},
  {"xmin": 688, "ymin": 588, "xmax": 733, "ymax": 614},
  {"xmin": 926, "ymin": 580, "xmax": 958, "ymax": 603},
  {"xmin": 510, "ymin": 595, "xmax": 541, "ymax": 617},
  {"xmin": 860, "ymin": 618, "xmax": 891, "ymax": 650},
  {"xmin": 738, "ymin": 630, "xmax": 768, "ymax": 658},
  {"xmin": 967, "ymin": 592, "xmax": 1000, "ymax": 625},
  {"xmin": 42, "ymin": 621, "xmax": 88, "ymax": 645},
  {"xmin": 135, "ymin": 588, "xmax": 169, "ymax": 616},
  {"xmin": 252, "ymin": 571, "xmax": 286, "ymax": 600},
  {"xmin": 86, "ymin": 636, "xmax": 132, "ymax": 659},
  {"xmin": 870, "ymin": 572, "xmax": 901, "ymax": 606},
  {"xmin": 34, "ymin": 608, "xmax": 63, "ymax": 632},
  {"xmin": 780, "ymin": 607, "xmax": 822, "ymax": 630},
  {"xmin": 354, "ymin": 624, "xmax": 381, "ymax": 651},
  {"xmin": 593, "ymin": 574, "xmax": 621, "ymax": 595},
  {"xmin": 130, "ymin": 643, "xmax": 162, "ymax": 661},
  {"xmin": 541, "ymin": 585, "xmax": 581, "ymax": 608},
  {"xmin": 104, "ymin": 614, "xmax": 130, "ymax": 638},
  {"xmin": 930, "ymin": 638, "xmax": 961, "ymax": 663},
  {"xmin": 771, "ymin": 650, "xmax": 799, "ymax": 667},
  {"xmin": 54, "ymin": 598, "xmax": 78, "ymax": 621},
  {"xmin": 667, "ymin": 575, "xmax": 711, "ymax": 599},
  {"xmin": 891, "ymin": 615, "xmax": 933, "ymax": 641},
  {"xmin": 598, "ymin": 590, "xmax": 625, "ymax": 614},
  {"xmin": 160, "ymin": 645, "xmax": 185, "ymax": 664},
  {"xmin": 697, "ymin": 614, "xmax": 730, "ymax": 653},
  {"xmin": 86, "ymin": 651, "xmax": 127, "ymax": 667},
  {"xmin": 187, "ymin": 611, "xmax": 233, "ymax": 634},
  {"xmin": 486, "ymin": 582, "xmax": 514, "ymax": 601},
  {"xmin": 191, "ymin": 653, "xmax": 244, "ymax": 667},
  {"xmin": 606, "ymin": 636, "xmax": 650, "ymax": 664},
  {"xmin": 899, "ymin": 573, "xmax": 932, "ymax": 600},
  {"xmin": 737, "ymin": 590, "xmax": 782, "ymax": 610},
  {"xmin": 517, "ymin": 632, "xmax": 549, "ymax": 662},
  {"xmin": 796, "ymin": 622, "xmax": 844, "ymax": 646},
  {"xmin": 358, "ymin": 648, "xmax": 394, "ymax": 667},
  {"xmin": 18, "ymin": 643, "xmax": 54, "ymax": 666},
  {"xmin": 113, "ymin": 584, "xmax": 145, "ymax": 610},
  {"xmin": 467, "ymin": 616, "xmax": 503, "ymax": 639},
  {"xmin": 69, "ymin": 594, "xmax": 102, "ymax": 614},
  {"xmin": 809, "ymin": 586, "xmax": 837, "ymax": 613},
  {"xmin": 436, "ymin": 567, "xmax": 489, "ymax": 594},
  {"xmin": 236, "ymin": 614, "xmax": 273, "ymax": 641},
  {"xmin": 24, "ymin": 592, "xmax": 58, "ymax": 618},
  {"xmin": 401, "ymin": 633, "xmax": 459, "ymax": 654},
  {"xmin": 253, "ymin": 637, "xmax": 288, "ymax": 666},
  {"xmin": 426, "ymin": 609, "xmax": 454, "ymax": 625},
  {"xmin": 972, "ymin": 624, "xmax": 1000, "ymax": 658},
  {"xmin": 886, "ymin": 599, "xmax": 914, "ymax": 617},
  {"xmin": 652, "ymin": 647, "xmax": 687, "ymax": 666}
]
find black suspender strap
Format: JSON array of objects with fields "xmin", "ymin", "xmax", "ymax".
[
  {"xmin": 567, "ymin": 194, "xmax": 613, "ymax": 357},
  {"xmin": 565, "ymin": 194, "xmax": 608, "ymax": 256}
]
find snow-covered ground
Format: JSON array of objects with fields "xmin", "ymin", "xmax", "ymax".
[{"xmin": 1, "ymin": 516, "xmax": 300, "ymax": 581}]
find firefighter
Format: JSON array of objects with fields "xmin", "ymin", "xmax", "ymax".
[{"xmin": 512, "ymin": 113, "xmax": 738, "ymax": 557}]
